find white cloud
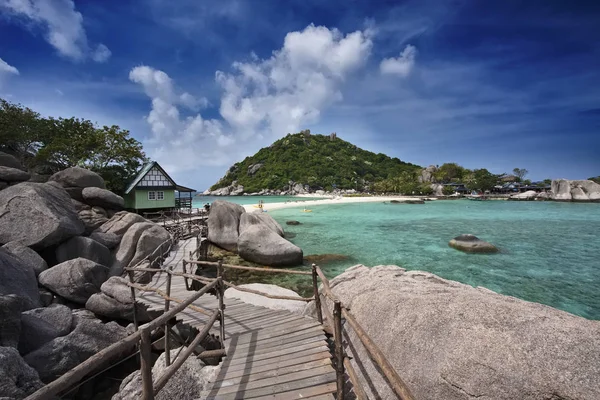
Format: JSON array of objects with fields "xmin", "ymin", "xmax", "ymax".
[
  {"xmin": 0, "ymin": 57, "xmax": 19, "ymax": 75},
  {"xmin": 380, "ymin": 44, "xmax": 417, "ymax": 77},
  {"xmin": 0, "ymin": 0, "xmax": 110, "ymax": 62}
]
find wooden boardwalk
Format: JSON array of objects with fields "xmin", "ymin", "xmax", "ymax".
[{"xmin": 135, "ymin": 239, "xmax": 336, "ymax": 399}]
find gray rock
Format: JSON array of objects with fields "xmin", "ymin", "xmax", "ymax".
[
  {"xmin": 292, "ymin": 183, "xmax": 305, "ymax": 194},
  {"xmin": 55, "ymin": 236, "xmax": 112, "ymax": 266},
  {"xmin": 18, "ymin": 313, "xmax": 61, "ymax": 356},
  {"xmin": 48, "ymin": 167, "xmax": 105, "ymax": 190},
  {"xmin": 79, "ymin": 206, "xmax": 109, "ymax": 234},
  {"xmin": 247, "ymin": 163, "xmax": 263, "ymax": 176},
  {"xmin": 238, "ymin": 223, "xmax": 303, "ymax": 266},
  {"xmin": 0, "ymin": 248, "xmax": 41, "ymax": 309},
  {"xmin": 241, "ymin": 212, "xmax": 284, "ymax": 237},
  {"xmin": 390, "ymin": 199, "xmax": 425, "ymax": 204},
  {"xmin": 304, "ymin": 265, "xmax": 600, "ymax": 400},
  {"xmin": 85, "ymin": 277, "xmax": 152, "ymax": 322},
  {"xmin": 82, "ymin": 187, "xmax": 125, "ymax": 209},
  {"xmin": 38, "ymin": 258, "xmax": 109, "ymax": 305},
  {"xmin": 39, "ymin": 289, "xmax": 54, "ymax": 306},
  {"xmin": 0, "ymin": 166, "xmax": 30, "ymax": 182},
  {"xmin": 89, "ymin": 231, "xmax": 121, "ymax": 249},
  {"xmin": 0, "ymin": 346, "xmax": 44, "ymax": 398},
  {"xmin": 431, "ymin": 183, "xmax": 444, "ymax": 196},
  {"xmin": 2, "ymin": 241, "xmax": 48, "ymax": 277},
  {"xmin": 110, "ymin": 222, "xmax": 171, "ymax": 276},
  {"xmin": 0, "ymin": 151, "xmax": 25, "ymax": 170},
  {"xmin": 22, "ymin": 304, "xmax": 72, "ymax": 336},
  {"xmin": 286, "ymin": 220, "xmax": 301, "ymax": 225},
  {"xmin": 0, "ymin": 180, "xmax": 7, "ymax": 190},
  {"xmin": 207, "ymin": 200, "xmax": 245, "ymax": 252},
  {"xmin": 96, "ymin": 211, "xmax": 148, "ymax": 237},
  {"xmin": 449, "ymin": 234, "xmax": 498, "ymax": 253},
  {"xmin": 0, "ymin": 182, "xmax": 84, "ymax": 250},
  {"xmin": 551, "ymin": 179, "xmax": 600, "ymax": 202},
  {"xmin": 418, "ymin": 165, "xmax": 437, "ymax": 183},
  {"xmin": 0, "ymin": 295, "xmax": 23, "ymax": 348},
  {"xmin": 24, "ymin": 316, "xmax": 129, "ymax": 383}
]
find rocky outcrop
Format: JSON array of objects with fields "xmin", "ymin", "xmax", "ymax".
[
  {"xmin": 0, "ymin": 248, "xmax": 41, "ymax": 309},
  {"xmin": 286, "ymin": 220, "xmax": 301, "ymax": 225},
  {"xmin": 110, "ymin": 222, "xmax": 170, "ymax": 276},
  {"xmin": 304, "ymin": 265, "xmax": 600, "ymax": 400},
  {"xmin": 56, "ymin": 236, "xmax": 113, "ymax": 266},
  {"xmin": 240, "ymin": 212, "xmax": 284, "ymax": 237},
  {"xmin": 82, "ymin": 187, "xmax": 125, "ymax": 209},
  {"xmin": 509, "ymin": 190, "xmax": 538, "ymax": 200},
  {"xmin": 96, "ymin": 211, "xmax": 148, "ymax": 237},
  {"xmin": 22, "ymin": 304, "xmax": 72, "ymax": 337},
  {"xmin": 18, "ymin": 311, "xmax": 64, "ymax": 356},
  {"xmin": 431, "ymin": 183, "xmax": 443, "ymax": 196},
  {"xmin": 0, "ymin": 183, "xmax": 84, "ymax": 249},
  {"xmin": 225, "ymin": 284, "xmax": 305, "ymax": 314},
  {"xmin": 247, "ymin": 163, "xmax": 263, "ymax": 175},
  {"xmin": 390, "ymin": 199, "xmax": 425, "ymax": 204},
  {"xmin": 89, "ymin": 231, "xmax": 121, "ymax": 249},
  {"xmin": 449, "ymin": 234, "xmax": 498, "ymax": 253},
  {"xmin": 418, "ymin": 165, "xmax": 437, "ymax": 183},
  {"xmin": 0, "ymin": 151, "xmax": 25, "ymax": 170},
  {"xmin": 207, "ymin": 200, "xmax": 246, "ymax": 252},
  {"xmin": 38, "ymin": 258, "xmax": 109, "ymax": 305},
  {"xmin": 238, "ymin": 222, "xmax": 303, "ymax": 266},
  {"xmin": 48, "ymin": 167, "xmax": 105, "ymax": 200},
  {"xmin": 24, "ymin": 315, "xmax": 128, "ymax": 382},
  {"xmin": 86, "ymin": 277, "xmax": 153, "ymax": 322},
  {"xmin": 551, "ymin": 179, "xmax": 600, "ymax": 202},
  {"xmin": 0, "ymin": 166, "xmax": 30, "ymax": 182},
  {"xmin": 0, "ymin": 346, "xmax": 44, "ymax": 398},
  {"xmin": 2, "ymin": 241, "xmax": 48, "ymax": 277},
  {"xmin": 0, "ymin": 295, "xmax": 23, "ymax": 348},
  {"xmin": 78, "ymin": 205, "xmax": 109, "ymax": 234}
]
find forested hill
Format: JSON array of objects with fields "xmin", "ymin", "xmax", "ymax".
[{"xmin": 210, "ymin": 131, "xmax": 420, "ymax": 192}]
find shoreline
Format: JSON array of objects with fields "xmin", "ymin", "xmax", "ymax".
[{"xmin": 241, "ymin": 195, "xmax": 435, "ymax": 212}]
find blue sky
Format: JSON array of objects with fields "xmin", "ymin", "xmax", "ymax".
[{"xmin": 1, "ymin": 0, "xmax": 599, "ymax": 190}]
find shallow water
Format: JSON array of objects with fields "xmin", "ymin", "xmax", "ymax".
[
  {"xmin": 193, "ymin": 195, "xmax": 323, "ymax": 207},
  {"xmin": 269, "ymin": 200, "xmax": 600, "ymax": 319}
]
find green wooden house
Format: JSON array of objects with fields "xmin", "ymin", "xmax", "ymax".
[{"xmin": 124, "ymin": 162, "xmax": 195, "ymax": 212}]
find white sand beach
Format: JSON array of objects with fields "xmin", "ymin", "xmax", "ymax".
[{"xmin": 242, "ymin": 195, "xmax": 435, "ymax": 212}]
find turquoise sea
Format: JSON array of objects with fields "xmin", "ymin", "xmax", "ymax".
[
  {"xmin": 266, "ymin": 200, "xmax": 600, "ymax": 320},
  {"xmin": 193, "ymin": 195, "xmax": 323, "ymax": 207}
]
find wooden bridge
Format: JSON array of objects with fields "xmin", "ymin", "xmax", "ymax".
[{"xmin": 25, "ymin": 234, "xmax": 415, "ymax": 400}]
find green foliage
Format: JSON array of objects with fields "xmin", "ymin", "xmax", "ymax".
[
  {"xmin": 418, "ymin": 184, "xmax": 434, "ymax": 196},
  {"xmin": 543, "ymin": 179, "xmax": 553, "ymax": 186},
  {"xmin": 210, "ymin": 132, "xmax": 420, "ymax": 192},
  {"xmin": 0, "ymin": 98, "xmax": 147, "ymax": 194},
  {"xmin": 472, "ymin": 169, "xmax": 499, "ymax": 191},
  {"xmin": 434, "ymin": 163, "xmax": 466, "ymax": 183},
  {"xmin": 589, "ymin": 176, "xmax": 600, "ymax": 184},
  {"xmin": 522, "ymin": 179, "xmax": 532, "ymax": 186},
  {"xmin": 442, "ymin": 185, "xmax": 456, "ymax": 195},
  {"xmin": 512, "ymin": 168, "xmax": 528, "ymax": 181}
]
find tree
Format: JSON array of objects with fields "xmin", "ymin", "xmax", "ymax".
[
  {"xmin": 512, "ymin": 168, "xmax": 528, "ymax": 181},
  {"xmin": 434, "ymin": 163, "xmax": 466, "ymax": 183},
  {"xmin": 589, "ymin": 176, "xmax": 600, "ymax": 184},
  {"xmin": 442, "ymin": 185, "xmax": 456, "ymax": 195},
  {"xmin": 472, "ymin": 169, "xmax": 498, "ymax": 191},
  {"xmin": 0, "ymin": 99, "xmax": 46, "ymax": 166}
]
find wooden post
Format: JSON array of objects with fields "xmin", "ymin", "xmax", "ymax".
[
  {"xmin": 217, "ymin": 260, "xmax": 226, "ymax": 349},
  {"xmin": 127, "ymin": 271, "xmax": 139, "ymax": 331},
  {"xmin": 164, "ymin": 268, "xmax": 173, "ymax": 366},
  {"xmin": 334, "ymin": 300, "xmax": 345, "ymax": 400},
  {"xmin": 139, "ymin": 328, "xmax": 154, "ymax": 400},
  {"xmin": 312, "ymin": 264, "xmax": 323, "ymax": 324},
  {"xmin": 182, "ymin": 259, "xmax": 189, "ymax": 290}
]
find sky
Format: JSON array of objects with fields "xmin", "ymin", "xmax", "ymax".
[{"xmin": 1, "ymin": 0, "xmax": 599, "ymax": 190}]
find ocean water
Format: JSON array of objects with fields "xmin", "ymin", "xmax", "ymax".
[
  {"xmin": 193, "ymin": 195, "xmax": 324, "ymax": 207},
  {"xmin": 269, "ymin": 200, "xmax": 600, "ymax": 320}
]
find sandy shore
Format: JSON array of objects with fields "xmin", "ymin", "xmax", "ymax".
[{"xmin": 242, "ymin": 195, "xmax": 435, "ymax": 212}]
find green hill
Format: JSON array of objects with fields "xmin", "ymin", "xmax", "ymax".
[{"xmin": 210, "ymin": 131, "xmax": 420, "ymax": 193}]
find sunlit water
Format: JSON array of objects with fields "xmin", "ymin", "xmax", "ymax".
[
  {"xmin": 266, "ymin": 200, "xmax": 600, "ymax": 320},
  {"xmin": 193, "ymin": 195, "xmax": 324, "ymax": 207}
]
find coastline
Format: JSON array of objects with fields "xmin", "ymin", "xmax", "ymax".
[{"xmin": 241, "ymin": 195, "xmax": 435, "ymax": 212}]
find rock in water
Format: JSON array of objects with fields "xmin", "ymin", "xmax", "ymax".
[
  {"xmin": 0, "ymin": 248, "xmax": 41, "ymax": 309},
  {"xmin": 0, "ymin": 182, "xmax": 84, "ymax": 249},
  {"xmin": 38, "ymin": 258, "xmax": 109, "ymax": 304},
  {"xmin": 2, "ymin": 241, "xmax": 48, "ymax": 277},
  {"xmin": 305, "ymin": 265, "xmax": 600, "ymax": 400},
  {"xmin": 0, "ymin": 295, "xmax": 24, "ymax": 348},
  {"xmin": 286, "ymin": 220, "xmax": 301, "ymax": 225},
  {"xmin": 238, "ymin": 223, "xmax": 303, "ymax": 266},
  {"xmin": 551, "ymin": 179, "xmax": 600, "ymax": 201},
  {"xmin": 448, "ymin": 234, "xmax": 498, "ymax": 253},
  {"xmin": 55, "ymin": 236, "xmax": 112, "ymax": 266},
  {"xmin": 0, "ymin": 346, "xmax": 44, "ymax": 398},
  {"xmin": 0, "ymin": 166, "xmax": 31, "ymax": 182},
  {"xmin": 82, "ymin": 187, "xmax": 125, "ymax": 209},
  {"xmin": 96, "ymin": 211, "xmax": 148, "ymax": 237},
  {"xmin": 111, "ymin": 222, "xmax": 171, "ymax": 276},
  {"xmin": 207, "ymin": 200, "xmax": 246, "ymax": 252}
]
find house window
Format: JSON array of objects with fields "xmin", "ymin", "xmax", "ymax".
[
  {"xmin": 157, "ymin": 191, "xmax": 164, "ymax": 200},
  {"xmin": 148, "ymin": 191, "xmax": 156, "ymax": 200}
]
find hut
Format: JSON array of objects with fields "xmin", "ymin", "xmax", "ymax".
[{"xmin": 123, "ymin": 161, "xmax": 195, "ymax": 213}]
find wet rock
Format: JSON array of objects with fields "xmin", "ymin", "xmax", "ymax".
[
  {"xmin": 449, "ymin": 234, "xmax": 498, "ymax": 253},
  {"xmin": 0, "ymin": 346, "xmax": 44, "ymax": 398},
  {"xmin": 55, "ymin": 236, "xmax": 112, "ymax": 266},
  {"xmin": 2, "ymin": 241, "xmax": 48, "ymax": 277},
  {"xmin": 207, "ymin": 200, "xmax": 246, "ymax": 252},
  {"xmin": 82, "ymin": 187, "xmax": 125, "ymax": 209},
  {"xmin": 0, "ymin": 248, "xmax": 41, "ymax": 309}
]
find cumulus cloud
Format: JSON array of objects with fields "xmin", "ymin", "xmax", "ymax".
[
  {"xmin": 0, "ymin": 57, "xmax": 19, "ymax": 75},
  {"xmin": 131, "ymin": 24, "xmax": 373, "ymax": 172},
  {"xmin": 380, "ymin": 44, "xmax": 417, "ymax": 77},
  {"xmin": 0, "ymin": 0, "xmax": 110, "ymax": 62}
]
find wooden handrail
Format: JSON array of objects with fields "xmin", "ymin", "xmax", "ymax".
[
  {"xmin": 343, "ymin": 357, "xmax": 367, "ymax": 400},
  {"xmin": 187, "ymin": 260, "xmax": 313, "ymax": 275}
]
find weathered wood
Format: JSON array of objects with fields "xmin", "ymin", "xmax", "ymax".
[
  {"xmin": 223, "ymin": 279, "xmax": 314, "ymax": 302},
  {"xmin": 222, "ymin": 347, "xmax": 332, "ymax": 373},
  {"xmin": 188, "ymin": 260, "xmax": 312, "ymax": 275},
  {"xmin": 197, "ymin": 348, "xmax": 227, "ymax": 360},
  {"xmin": 229, "ymin": 336, "xmax": 327, "ymax": 360},
  {"xmin": 224, "ymin": 343, "xmax": 330, "ymax": 368},
  {"xmin": 164, "ymin": 268, "xmax": 172, "ymax": 367},
  {"xmin": 228, "ymin": 330, "xmax": 326, "ymax": 353},
  {"xmin": 139, "ymin": 328, "xmax": 154, "ymax": 400},
  {"xmin": 127, "ymin": 281, "xmax": 213, "ymax": 316},
  {"xmin": 333, "ymin": 300, "xmax": 344, "ymax": 400},
  {"xmin": 315, "ymin": 265, "xmax": 338, "ymax": 301},
  {"xmin": 248, "ymin": 382, "xmax": 338, "ymax": 400},
  {"xmin": 217, "ymin": 260, "xmax": 226, "ymax": 349},
  {"xmin": 127, "ymin": 270, "xmax": 139, "ymax": 331},
  {"xmin": 312, "ymin": 264, "xmax": 324, "ymax": 324},
  {"xmin": 343, "ymin": 357, "xmax": 367, "ymax": 400},
  {"xmin": 342, "ymin": 308, "xmax": 415, "ymax": 400},
  {"xmin": 228, "ymin": 322, "xmax": 322, "ymax": 345}
]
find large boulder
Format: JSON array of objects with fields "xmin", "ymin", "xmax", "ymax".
[
  {"xmin": 551, "ymin": 179, "xmax": 600, "ymax": 202},
  {"xmin": 82, "ymin": 187, "xmax": 125, "ymax": 209},
  {"xmin": 2, "ymin": 241, "xmax": 48, "ymax": 277},
  {"xmin": 225, "ymin": 284, "xmax": 305, "ymax": 314},
  {"xmin": 0, "ymin": 346, "xmax": 44, "ymax": 398},
  {"xmin": 207, "ymin": 200, "xmax": 246, "ymax": 252},
  {"xmin": 0, "ymin": 182, "xmax": 84, "ymax": 249},
  {"xmin": 0, "ymin": 248, "xmax": 41, "ymax": 309},
  {"xmin": 78, "ymin": 205, "xmax": 109, "ymax": 234},
  {"xmin": 24, "ymin": 315, "xmax": 128, "ymax": 382},
  {"xmin": 55, "ymin": 236, "xmax": 112, "ymax": 266},
  {"xmin": 418, "ymin": 165, "xmax": 437, "ymax": 183},
  {"xmin": 18, "ymin": 313, "xmax": 62, "ymax": 356},
  {"xmin": 86, "ymin": 277, "xmax": 153, "ymax": 322},
  {"xmin": 89, "ymin": 231, "xmax": 121, "ymax": 249},
  {"xmin": 0, "ymin": 295, "xmax": 23, "ymax": 348},
  {"xmin": 38, "ymin": 258, "xmax": 109, "ymax": 305},
  {"xmin": 22, "ymin": 304, "xmax": 72, "ymax": 337},
  {"xmin": 0, "ymin": 151, "xmax": 25, "ymax": 170},
  {"xmin": 48, "ymin": 167, "xmax": 105, "ymax": 190},
  {"xmin": 238, "ymin": 223, "xmax": 303, "ymax": 266},
  {"xmin": 0, "ymin": 166, "xmax": 30, "ymax": 182},
  {"xmin": 449, "ymin": 234, "xmax": 498, "ymax": 253},
  {"xmin": 510, "ymin": 190, "xmax": 538, "ymax": 200},
  {"xmin": 431, "ymin": 183, "xmax": 443, "ymax": 196},
  {"xmin": 110, "ymin": 222, "xmax": 171, "ymax": 277},
  {"xmin": 96, "ymin": 211, "xmax": 148, "ymax": 237},
  {"xmin": 305, "ymin": 265, "xmax": 600, "ymax": 400},
  {"xmin": 240, "ymin": 212, "xmax": 284, "ymax": 237}
]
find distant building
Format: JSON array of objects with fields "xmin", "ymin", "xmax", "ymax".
[
  {"xmin": 443, "ymin": 183, "xmax": 469, "ymax": 193},
  {"xmin": 124, "ymin": 161, "xmax": 195, "ymax": 212}
]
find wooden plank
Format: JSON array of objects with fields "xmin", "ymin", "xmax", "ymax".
[
  {"xmin": 212, "ymin": 359, "xmax": 332, "ymax": 385},
  {"xmin": 204, "ymin": 372, "xmax": 337, "ymax": 400},
  {"xmin": 221, "ymin": 348, "xmax": 332, "ymax": 374},
  {"xmin": 209, "ymin": 364, "xmax": 334, "ymax": 395},
  {"xmin": 224, "ymin": 315, "xmax": 305, "ymax": 334},
  {"xmin": 244, "ymin": 382, "xmax": 337, "ymax": 399},
  {"xmin": 227, "ymin": 321, "xmax": 321, "ymax": 345},
  {"xmin": 225, "ymin": 312, "xmax": 299, "ymax": 329},
  {"xmin": 228, "ymin": 335, "xmax": 326, "ymax": 359},
  {"xmin": 223, "ymin": 344, "xmax": 330, "ymax": 368},
  {"xmin": 227, "ymin": 328, "xmax": 325, "ymax": 352},
  {"xmin": 211, "ymin": 352, "xmax": 332, "ymax": 382}
]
